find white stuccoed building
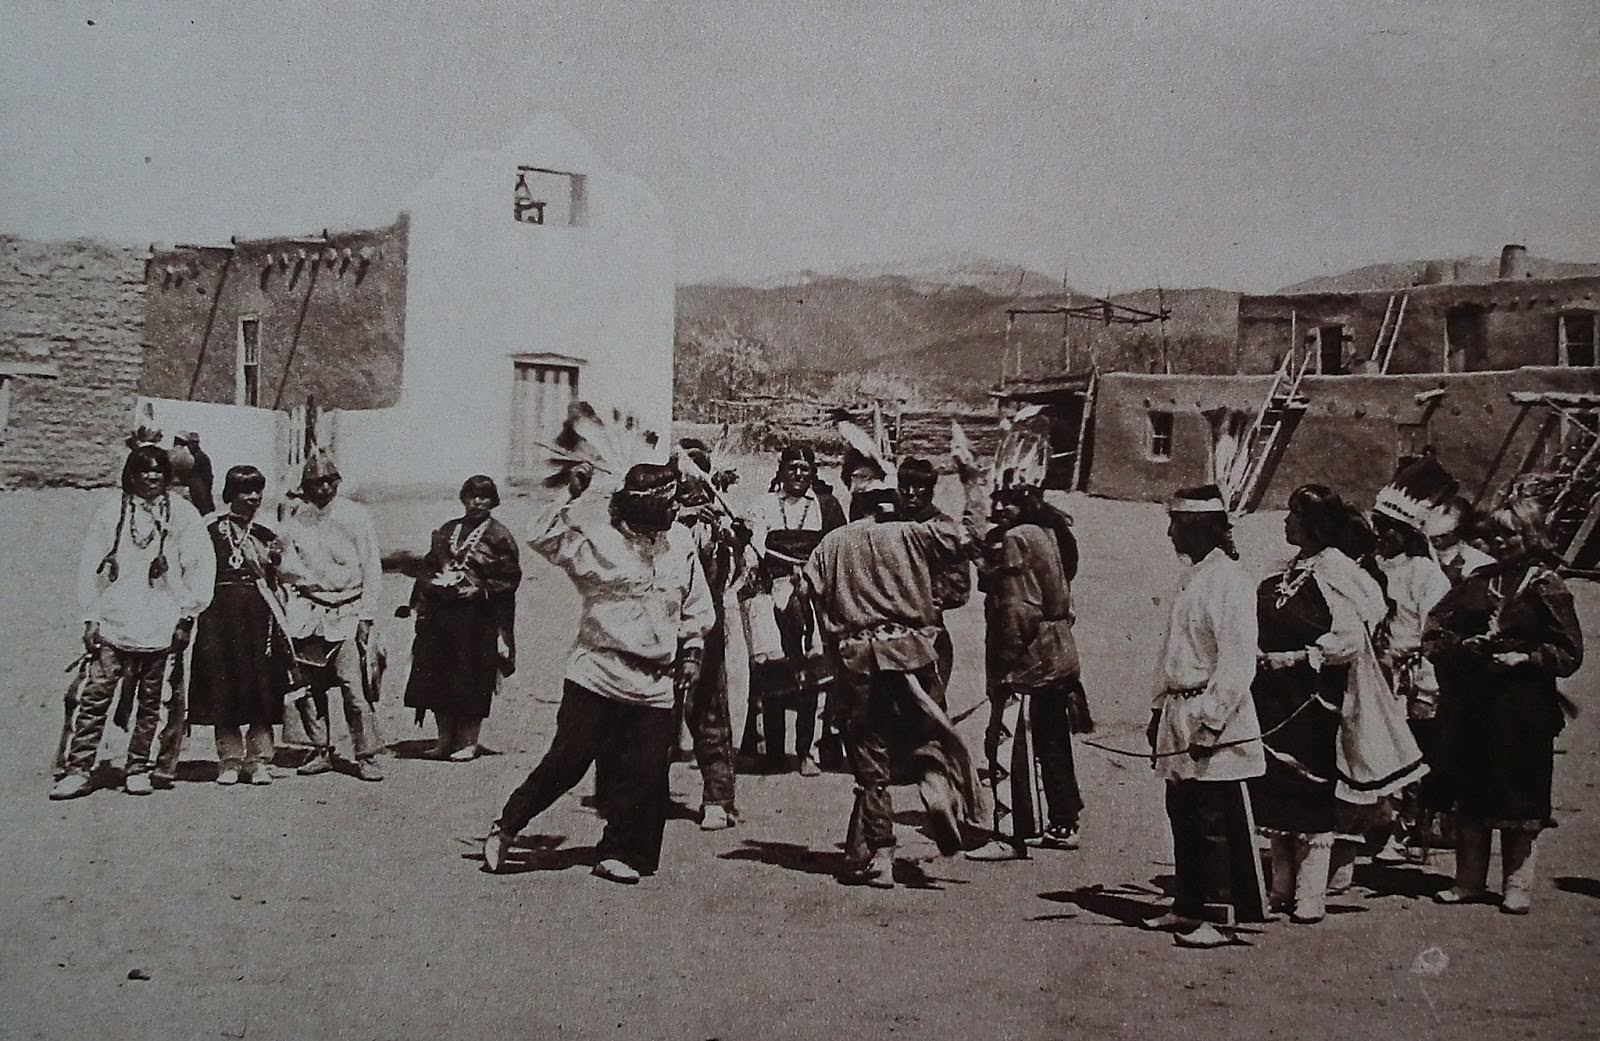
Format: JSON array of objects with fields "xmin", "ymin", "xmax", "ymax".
[{"xmin": 335, "ymin": 113, "xmax": 674, "ymax": 492}]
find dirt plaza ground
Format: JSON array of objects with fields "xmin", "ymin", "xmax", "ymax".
[{"xmin": 2, "ymin": 476, "xmax": 1597, "ymax": 1041}]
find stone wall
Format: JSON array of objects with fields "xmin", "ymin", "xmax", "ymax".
[
  {"xmin": 1, "ymin": 236, "xmax": 146, "ymax": 488},
  {"xmin": 140, "ymin": 215, "xmax": 408, "ymax": 411}
]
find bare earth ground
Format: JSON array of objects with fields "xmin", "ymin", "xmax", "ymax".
[{"xmin": 2, "ymin": 472, "xmax": 1597, "ymax": 1041}]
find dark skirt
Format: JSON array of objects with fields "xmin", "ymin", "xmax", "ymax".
[
  {"xmin": 403, "ymin": 596, "xmax": 501, "ymax": 721},
  {"xmin": 1248, "ymin": 662, "xmax": 1344, "ymax": 834},
  {"xmin": 189, "ymin": 583, "xmax": 290, "ymax": 727},
  {"xmin": 1440, "ymin": 676, "xmax": 1564, "ymax": 828}
]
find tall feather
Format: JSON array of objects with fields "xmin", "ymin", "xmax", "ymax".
[
  {"xmin": 989, "ymin": 408, "xmax": 1051, "ymax": 492},
  {"xmin": 542, "ymin": 400, "xmax": 664, "ymax": 490},
  {"xmin": 838, "ymin": 420, "xmax": 897, "ymax": 484}
]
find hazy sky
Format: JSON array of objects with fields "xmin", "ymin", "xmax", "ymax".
[{"xmin": 2, "ymin": 1, "xmax": 1595, "ymax": 292}]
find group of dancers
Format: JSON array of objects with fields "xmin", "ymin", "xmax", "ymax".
[{"xmin": 55, "ymin": 406, "xmax": 1585, "ymax": 946}]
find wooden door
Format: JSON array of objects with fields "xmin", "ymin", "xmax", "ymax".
[{"xmin": 510, "ymin": 362, "xmax": 579, "ymax": 481}]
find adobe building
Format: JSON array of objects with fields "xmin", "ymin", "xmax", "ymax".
[
  {"xmin": 329, "ymin": 114, "xmax": 673, "ymax": 491},
  {"xmin": 1234, "ymin": 247, "xmax": 1600, "ymax": 376},
  {"xmin": 1000, "ymin": 247, "xmax": 1600, "ymax": 512},
  {"xmin": 1, "ymin": 236, "xmax": 146, "ymax": 489},
  {"xmin": 132, "ymin": 113, "xmax": 673, "ymax": 495}
]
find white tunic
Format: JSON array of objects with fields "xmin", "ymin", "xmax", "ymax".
[
  {"xmin": 530, "ymin": 498, "xmax": 716, "ymax": 710},
  {"xmin": 1150, "ymin": 548, "xmax": 1264, "ymax": 782},
  {"xmin": 77, "ymin": 493, "xmax": 214, "ymax": 652}
]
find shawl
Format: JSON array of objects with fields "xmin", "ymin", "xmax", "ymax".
[{"xmin": 1312, "ymin": 548, "xmax": 1428, "ymax": 803}]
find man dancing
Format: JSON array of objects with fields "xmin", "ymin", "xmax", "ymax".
[
  {"xmin": 802, "ymin": 464, "xmax": 984, "ymax": 888},
  {"xmin": 278, "ymin": 447, "xmax": 386, "ymax": 782},
  {"xmin": 965, "ymin": 477, "xmax": 1085, "ymax": 861},
  {"xmin": 1143, "ymin": 485, "xmax": 1267, "ymax": 947},
  {"xmin": 484, "ymin": 458, "xmax": 714, "ymax": 884}
]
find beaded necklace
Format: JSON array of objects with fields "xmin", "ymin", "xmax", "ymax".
[
  {"xmin": 220, "ymin": 514, "xmax": 257, "ymax": 571},
  {"xmin": 126, "ymin": 496, "xmax": 169, "ymax": 549},
  {"xmin": 777, "ymin": 495, "xmax": 813, "ymax": 531},
  {"xmin": 1273, "ymin": 555, "xmax": 1317, "ymax": 609}
]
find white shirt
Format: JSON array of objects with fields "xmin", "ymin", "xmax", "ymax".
[
  {"xmin": 1377, "ymin": 553, "xmax": 1451, "ymax": 658},
  {"xmin": 746, "ymin": 490, "xmax": 823, "ymax": 557},
  {"xmin": 531, "ymin": 498, "xmax": 715, "ymax": 709},
  {"xmin": 77, "ymin": 492, "xmax": 214, "ymax": 651},
  {"xmin": 1151, "ymin": 547, "xmax": 1264, "ymax": 782},
  {"xmin": 277, "ymin": 496, "xmax": 384, "ymax": 623}
]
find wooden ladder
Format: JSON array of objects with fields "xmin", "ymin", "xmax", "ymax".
[
  {"xmin": 1540, "ymin": 399, "xmax": 1600, "ymax": 568},
  {"xmin": 1483, "ymin": 391, "xmax": 1600, "ymax": 571},
  {"xmin": 1226, "ymin": 350, "xmax": 1313, "ymax": 513},
  {"xmin": 1369, "ymin": 293, "xmax": 1409, "ymax": 373}
]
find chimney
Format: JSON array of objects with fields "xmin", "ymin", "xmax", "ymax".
[{"xmin": 1498, "ymin": 244, "xmax": 1529, "ymax": 280}]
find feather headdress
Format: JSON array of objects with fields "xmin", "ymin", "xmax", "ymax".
[
  {"xmin": 1373, "ymin": 454, "xmax": 1459, "ymax": 534},
  {"xmin": 990, "ymin": 405, "xmax": 1051, "ymax": 493},
  {"xmin": 125, "ymin": 401, "xmax": 164, "ymax": 450},
  {"xmin": 541, "ymin": 401, "xmax": 666, "ymax": 493},
  {"xmin": 837, "ymin": 418, "xmax": 897, "ymax": 486},
  {"xmin": 677, "ymin": 425, "xmax": 740, "ymax": 493}
]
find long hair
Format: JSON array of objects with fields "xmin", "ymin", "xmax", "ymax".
[
  {"xmin": 102, "ymin": 446, "xmax": 175, "ymax": 584},
  {"xmin": 770, "ymin": 444, "xmax": 816, "ymax": 493}
]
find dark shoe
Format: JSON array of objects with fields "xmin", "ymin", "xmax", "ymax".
[
  {"xmin": 840, "ymin": 850, "xmax": 895, "ymax": 888},
  {"xmin": 1036, "ymin": 824, "xmax": 1080, "ymax": 850}
]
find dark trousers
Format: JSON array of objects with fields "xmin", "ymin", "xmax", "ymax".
[
  {"xmin": 1164, "ymin": 779, "xmax": 1267, "ymax": 925},
  {"xmin": 499, "ymin": 682, "xmax": 675, "ymax": 873},
  {"xmin": 66, "ymin": 646, "xmax": 169, "ymax": 776},
  {"xmin": 843, "ymin": 664, "xmax": 942, "ymax": 867},
  {"xmin": 678, "ymin": 630, "xmax": 736, "ymax": 810},
  {"xmin": 1029, "ymin": 684, "xmax": 1084, "ymax": 829}
]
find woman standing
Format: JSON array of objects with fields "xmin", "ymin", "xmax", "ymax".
[
  {"xmin": 1249, "ymin": 485, "xmax": 1372, "ymax": 923},
  {"xmin": 1370, "ymin": 510, "xmax": 1453, "ymax": 860},
  {"xmin": 1424, "ymin": 497, "xmax": 1583, "ymax": 914},
  {"xmin": 403, "ymin": 475, "xmax": 522, "ymax": 761},
  {"xmin": 189, "ymin": 465, "xmax": 293, "ymax": 785}
]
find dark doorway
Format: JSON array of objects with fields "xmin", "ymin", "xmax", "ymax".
[
  {"xmin": 1317, "ymin": 325, "xmax": 1347, "ymax": 374},
  {"xmin": 1446, "ymin": 306, "xmax": 1488, "ymax": 372},
  {"xmin": 1045, "ymin": 396, "xmax": 1085, "ymax": 489}
]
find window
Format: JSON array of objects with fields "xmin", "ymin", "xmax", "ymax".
[
  {"xmin": 1559, "ymin": 312, "xmax": 1596, "ymax": 367},
  {"xmin": 513, "ymin": 166, "xmax": 588, "ymax": 227},
  {"xmin": 1147, "ymin": 410, "xmax": 1174, "ymax": 461},
  {"xmin": 237, "ymin": 316, "xmax": 261, "ymax": 407}
]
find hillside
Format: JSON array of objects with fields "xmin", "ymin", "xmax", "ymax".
[
  {"xmin": 676, "ymin": 267, "xmax": 1240, "ymax": 405},
  {"xmin": 1280, "ymin": 255, "xmax": 1600, "ymax": 294}
]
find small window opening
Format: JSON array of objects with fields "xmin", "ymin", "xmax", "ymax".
[
  {"xmin": 514, "ymin": 167, "xmax": 588, "ymax": 227},
  {"xmin": 238, "ymin": 317, "xmax": 261, "ymax": 407},
  {"xmin": 1559, "ymin": 312, "xmax": 1596, "ymax": 367},
  {"xmin": 1147, "ymin": 410, "xmax": 1174, "ymax": 461}
]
